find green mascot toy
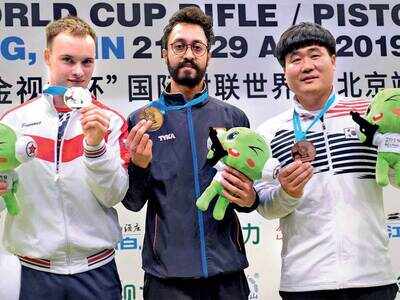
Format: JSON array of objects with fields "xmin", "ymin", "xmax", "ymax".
[
  {"xmin": 196, "ymin": 127, "xmax": 277, "ymax": 220},
  {"xmin": 0, "ymin": 122, "xmax": 37, "ymax": 215},
  {"xmin": 351, "ymin": 88, "xmax": 400, "ymax": 186}
]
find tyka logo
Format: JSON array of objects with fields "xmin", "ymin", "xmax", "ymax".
[{"xmin": 158, "ymin": 133, "xmax": 176, "ymax": 142}]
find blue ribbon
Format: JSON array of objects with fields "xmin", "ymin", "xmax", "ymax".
[
  {"xmin": 43, "ymin": 85, "xmax": 68, "ymax": 96},
  {"xmin": 293, "ymin": 94, "xmax": 336, "ymax": 141},
  {"xmin": 148, "ymin": 91, "xmax": 209, "ymax": 114}
]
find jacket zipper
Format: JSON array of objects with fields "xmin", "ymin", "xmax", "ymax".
[
  {"xmin": 234, "ymin": 214, "xmax": 242, "ymax": 252},
  {"xmin": 321, "ymin": 120, "xmax": 333, "ymax": 172},
  {"xmin": 321, "ymin": 119, "xmax": 344, "ymax": 288},
  {"xmin": 186, "ymin": 107, "xmax": 208, "ymax": 278},
  {"xmin": 152, "ymin": 213, "xmax": 160, "ymax": 260},
  {"xmin": 56, "ymin": 110, "xmax": 74, "ymax": 270}
]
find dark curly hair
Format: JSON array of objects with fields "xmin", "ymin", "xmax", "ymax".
[
  {"xmin": 161, "ymin": 6, "xmax": 214, "ymax": 50},
  {"xmin": 275, "ymin": 22, "xmax": 336, "ymax": 67}
]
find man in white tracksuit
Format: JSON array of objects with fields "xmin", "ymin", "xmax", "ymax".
[
  {"xmin": 255, "ymin": 22, "xmax": 399, "ymax": 300},
  {"xmin": 0, "ymin": 16, "xmax": 128, "ymax": 299}
]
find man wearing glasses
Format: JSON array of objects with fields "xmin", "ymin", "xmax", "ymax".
[{"xmin": 122, "ymin": 6, "xmax": 257, "ymax": 300}]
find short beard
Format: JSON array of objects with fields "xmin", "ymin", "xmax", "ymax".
[{"xmin": 167, "ymin": 58, "xmax": 206, "ymax": 88}]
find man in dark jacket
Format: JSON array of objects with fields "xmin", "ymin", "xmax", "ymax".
[{"xmin": 123, "ymin": 6, "xmax": 259, "ymax": 300}]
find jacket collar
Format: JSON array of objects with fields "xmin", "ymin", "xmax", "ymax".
[
  {"xmin": 292, "ymin": 89, "xmax": 337, "ymax": 120},
  {"xmin": 161, "ymin": 82, "xmax": 209, "ymax": 107}
]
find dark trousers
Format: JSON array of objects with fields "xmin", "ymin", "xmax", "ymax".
[
  {"xmin": 280, "ymin": 284, "xmax": 399, "ymax": 300},
  {"xmin": 19, "ymin": 259, "xmax": 122, "ymax": 300},
  {"xmin": 143, "ymin": 270, "xmax": 250, "ymax": 300}
]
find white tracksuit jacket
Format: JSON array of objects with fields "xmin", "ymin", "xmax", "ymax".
[
  {"xmin": 255, "ymin": 94, "xmax": 397, "ymax": 291},
  {"xmin": 0, "ymin": 93, "xmax": 129, "ymax": 274}
]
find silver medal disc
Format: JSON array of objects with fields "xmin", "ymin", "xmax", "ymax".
[{"xmin": 63, "ymin": 87, "xmax": 92, "ymax": 109}]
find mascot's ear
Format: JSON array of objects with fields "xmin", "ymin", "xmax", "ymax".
[
  {"xmin": 206, "ymin": 127, "xmax": 228, "ymax": 166},
  {"xmin": 206, "ymin": 128, "xmax": 215, "ymax": 159}
]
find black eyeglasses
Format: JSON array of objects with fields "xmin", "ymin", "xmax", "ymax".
[{"xmin": 169, "ymin": 41, "xmax": 208, "ymax": 57}]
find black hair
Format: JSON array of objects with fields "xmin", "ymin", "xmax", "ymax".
[{"xmin": 275, "ymin": 22, "xmax": 336, "ymax": 66}]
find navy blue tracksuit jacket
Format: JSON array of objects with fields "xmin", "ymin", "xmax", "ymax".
[{"xmin": 123, "ymin": 87, "xmax": 258, "ymax": 279}]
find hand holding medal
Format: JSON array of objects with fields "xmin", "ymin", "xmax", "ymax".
[
  {"xmin": 80, "ymin": 104, "xmax": 110, "ymax": 147},
  {"xmin": 279, "ymin": 94, "xmax": 336, "ymax": 197},
  {"xmin": 128, "ymin": 91, "xmax": 209, "ymax": 168},
  {"xmin": 291, "ymin": 140, "xmax": 316, "ymax": 162},
  {"xmin": 138, "ymin": 106, "xmax": 164, "ymax": 132},
  {"xmin": 277, "ymin": 160, "xmax": 313, "ymax": 198},
  {"xmin": 126, "ymin": 119, "xmax": 153, "ymax": 169},
  {"xmin": 291, "ymin": 94, "xmax": 336, "ymax": 162}
]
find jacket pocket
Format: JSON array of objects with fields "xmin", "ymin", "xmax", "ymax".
[
  {"xmin": 232, "ymin": 213, "xmax": 244, "ymax": 253},
  {"xmin": 152, "ymin": 213, "xmax": 161, "ymax": 261}
]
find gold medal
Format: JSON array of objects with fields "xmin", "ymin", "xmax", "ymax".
[
  {"xmin": 138, "ymin": 106, "xmax": 164, "ymax": 131},
  {"xmin": 291, "ymin": 140, "xmax": 316, "ymax": 162}
]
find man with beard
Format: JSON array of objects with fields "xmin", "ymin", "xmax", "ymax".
[{"xmin": 122, "ymin": 6, "xmax": 257, "ymax": 300}]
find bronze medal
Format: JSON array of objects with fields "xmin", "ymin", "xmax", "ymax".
[
  {"xmin": 138, "ymin": 106, "xmax": 164, "ymax": 132},
  {"xmin": 291, "ymin": 140, "xmax": 316, "ymax": 162}
]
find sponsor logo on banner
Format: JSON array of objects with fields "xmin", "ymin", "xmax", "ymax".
[
  {"xmin": 123, "ymin": 283, "xmax": 143, "ymax": 300},
  {"xmin": 247, "ymin": 273, "xmax": 260, "ymax": 299},
  {"xmin": 242, "ymin": 223, "xmax": 260, "ymax": 245},
  {"xmin": 275, "ymin": 225, "xmax": 283, "ymax": 240},
  {"xmin": 387, "ymin": 213, "xmax": 400, "ymax": 240},
  {"xmin": 116, "ymin": 223, "xmax": 144, "ymax": 251}
]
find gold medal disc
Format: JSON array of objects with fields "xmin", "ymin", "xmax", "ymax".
[{"xmin": 138, "ymin": 107, "xmax": 164, "ymax": 131}]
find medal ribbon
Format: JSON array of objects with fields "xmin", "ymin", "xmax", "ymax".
[
  {"xmin": 293, "ymin": 94, "xmax": 336, "ymax": 141},
  {"xmin": 43, "ymin": 85, "xmax": 68, "ymax": 96},
  {"xmin": 148, "ymin": 91, "xmax": 209, "ymax": 113}
]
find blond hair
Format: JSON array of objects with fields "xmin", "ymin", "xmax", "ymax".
[{"xmin": 46, "ymin": 15, "xmax": 96, "ymax": 48}]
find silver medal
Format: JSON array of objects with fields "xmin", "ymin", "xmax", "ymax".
[{"xmin": 63, "ymin": 87, "xmax": 92, "ymax": 109}]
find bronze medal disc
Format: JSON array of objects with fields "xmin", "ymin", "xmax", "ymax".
[
  {"xmin": 291, "ymin": 140, "xmax": 316, "ymax": 162},
  {"xmin": 138, "ymin": 107, "xmax": 164, "ymax": 132}
]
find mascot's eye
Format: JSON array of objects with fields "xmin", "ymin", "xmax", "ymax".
[
  {"xmin": 366, "ymin": 106, "xmax": 371, "ymax": 115},
  {"xmin": 227, "ymin": 131, "xmax": 239, "ymax": 140},
  {"xmin": 249, "ymin": 145, "xmax": 263, "ymax": 155},
  {"xmin": 385, "ymin": 96, "xmax": 399, "ymax": 102}
]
